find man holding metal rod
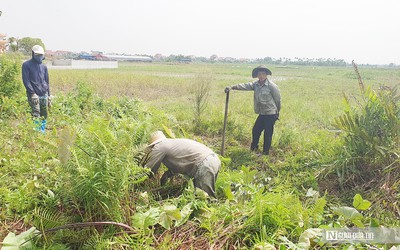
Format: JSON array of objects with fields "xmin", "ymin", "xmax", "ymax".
[{"xmin": 225, "ymin": 66, "xmax": 281, "ymax": 155}]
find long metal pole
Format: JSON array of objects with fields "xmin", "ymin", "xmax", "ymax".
[{"xmin": 221, "ymin": 91, "xmax": 230, "ymax": 156}]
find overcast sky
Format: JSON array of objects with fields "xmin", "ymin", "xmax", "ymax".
[{"xmin": 1, "ymin": 0, "xmax": 399, "ymax": 64}]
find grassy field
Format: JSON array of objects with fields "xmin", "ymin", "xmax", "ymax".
[
  {"xmin": 1, "ymin": 60, "xmax": 399, "ymax": 249},
  {"xmin": 50, "ymin": 62, "xmax": 399, "ymax": 151},
  {"xmin": 48, "ymin": 62, "xmax": 400, "ymax": 198}
]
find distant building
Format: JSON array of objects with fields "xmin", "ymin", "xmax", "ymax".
[
  {"xmin": 46, "ymin": 50, "xmax": 77, "ymax": 59},
  {"xmin": 76, "ymin": 54, "xmax": 97, "ymax": 60},
  {"xmin": 49, "ymin": 59, "xmax": 118, "ymax": 69},
  {"xmin": 103, "ymin": 54, "xmax": 153, "ymax": 62},
  {"xmin": 177, "ymin": 58, "xmax": 192, "ymax": 63}
]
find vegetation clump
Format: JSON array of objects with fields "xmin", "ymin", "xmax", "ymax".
[{"xmin": 1, "ymin": 59, "xmax": 399, "ymax": 249}]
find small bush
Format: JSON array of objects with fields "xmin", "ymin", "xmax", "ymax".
[
  {"xmin": 0, "ymin": 54, "xmax": 22, "ymax": 99},
  {"xmin": 333, "ymin": 86, "xmax": 400, "ymax": 187},
  {"xmin": 0, "ymin": 54, "xmax": 24, "ymax": 118},
  {"xmin": 56, "ymin": 117, "xmax": 152, "ymax": 222},
  {"xmin": 190, "ymin": 73, "xmax": 212, "ymax": 133}
]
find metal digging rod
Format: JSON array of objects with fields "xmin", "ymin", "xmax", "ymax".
[{"xmin": 221, "ymin": 90, "xmax": 230, "ymax": 156}]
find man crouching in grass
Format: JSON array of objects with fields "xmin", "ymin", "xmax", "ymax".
[{"xmin": 142, "ymin": 131, "xmax": 220, "ymax": 198}]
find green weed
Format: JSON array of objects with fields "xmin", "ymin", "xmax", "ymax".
[{"xmin": 1, "ymin": 62, "xmax": 400, "ymax": 249}]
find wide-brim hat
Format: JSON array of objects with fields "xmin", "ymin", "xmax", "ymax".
[
  {"xmin": 252, "ymin": 65, "xmax": 272, "ymax": 78},
  {"xmin": 149, "ymin": 131, "xmax": 166, "ymax": 146}
]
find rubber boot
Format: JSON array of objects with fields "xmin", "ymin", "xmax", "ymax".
[
  {"xmin": 33, "ymin": 119, "xmax": 41, "ymax": 132},
  {"xmin": 40, "ymin": 119, "xmax": 47, "ymax": 133}
]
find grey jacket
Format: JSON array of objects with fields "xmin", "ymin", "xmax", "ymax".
[
  {"xmin": 144, "ymin": 138, "xmax": 216, "ymax": 178},
  {"xmin": 232, "ymin": 79, "xmax": 281, "ymax": 115}
]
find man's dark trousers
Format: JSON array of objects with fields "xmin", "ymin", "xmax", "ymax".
[{"xmin": 250, "ymin": 114, "xmax": 276, "ymax": 155}]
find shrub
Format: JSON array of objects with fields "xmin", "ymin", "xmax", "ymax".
[
  {"xmin": 0, "ymin": 54, "xmax": 24, "ymax": 118},
  {"xmin": 233, "ymin": 190, "xmax": 325, "ymax": 246},
  {"xmin": 190, "ymin": 73, "xmax": 212, "ymax": 133},
  {"xmin": 333, "ymin": 86, "xmax": 400, "ymax": 187},
  {"xmin": 56, "ymin": 117, "xmax": 151, "ymax": 222},
  {"xmin": 0, "ymin": 54, "xmax": 22, "ymax": 99}
]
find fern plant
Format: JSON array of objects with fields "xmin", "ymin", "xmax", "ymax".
[
  {"xmin": 32, "ymin": 207, "xmax": 69, "ymax": 231},
  {"xmin": 55, "ymin": 112, "xmax": 158, "ymax": 223},
  {"xmin": 333, "ymin": 85, "xmax": 400, "ymax": 188},
  {"xmin": 335, "ymin": 87, "xmax": 399, "ymax": 161}
]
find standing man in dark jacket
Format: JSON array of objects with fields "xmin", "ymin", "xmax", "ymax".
[
  {"xmin": 225, "ymin": 66, "xmax": 281, "ymax": 155},
  {"xmin": 22, "ymin": 45, "xmax": 50, "ymax": 132}
]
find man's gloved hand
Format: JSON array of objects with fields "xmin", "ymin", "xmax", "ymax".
[
  {"xmin": 31, "ymin": 93, "xmax": 39, "ymax": 105},
  {"xmin": 160, "ymin": 170, "xmax": 173, "ymax": 186},
  {"xmin": 224, "ymin": 87, "xmax": 231, "ymax": 93},
  {"xmin": 275, "ymin": 113, "xmax": 280, "ymax": 121}
]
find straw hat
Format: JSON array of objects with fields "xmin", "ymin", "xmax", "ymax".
[
  {"xmin": 149, "ymin": 131, "xmax": 166, "ymax": 146},
  {"xmin": 252, "ymin": 65, "xmax": 272, "ymax": 78}
]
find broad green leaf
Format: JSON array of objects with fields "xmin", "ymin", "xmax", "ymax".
[
  {"xmin": 252, "ymin": 243, "xmax": 276, "ymax": 250},
  {"xmin": 162, "ymin": 204, "xmax": 181, "ymax": 221},
  {"xmin": 1, "ymin": 232, "xmax": 18, "ymax": 249},
  {"xmin": 352, "ymin": 194, "xmax": 371, "ymax": 211},
  {"xmin": 333, "ymin": 206, "xmax": 363, "ymax": 221},
  {"xmin": 143, "ymin": 207, "xmax": 161, "ymax": 229},
  {"xmin": 298, "ymin": 228, "xmax": 322, "ymax": 249},
  {"xmin": 131, "ymin": 213, "xmax": 146, "ymax": 229},
  {"xmin": 278, "ymin": 236, "xmax": 297, "ymax": 249},
  {"xmin": 352, "ymin": 219, "xmax": 365, "ymax": 228},
  {"xmin": 132, "ymin": 207, "xmax": 160, "ymax": 230},
  {"xmin": 159, "ymin": 212, "xmax": 172, "ymax": 229},
  {"xmin": 176, "ymin": 203, "xmax": 193, "ymax": 227},
  {"xmin": 2, "ymin": 227, "xmax": 38, "ymax": 250},
  {"xmin": 159, "ymin": 205, "xmax": 181, "ymax": 229}
]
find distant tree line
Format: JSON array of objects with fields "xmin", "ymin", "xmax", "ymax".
[
  {"xmin": 1, "ymin": 34, "xmax": 397, "ymax": 67},
  {"xmin": 151, "ymin": 54, "xmax": 349, "ymax": 66},
  {"xmin": 254, "ymin": 57, "xmax": 348, "ymax": 66},
  {"xmin": 152, "ymin": 55, "xmax": 398, "ymax": 67}
]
